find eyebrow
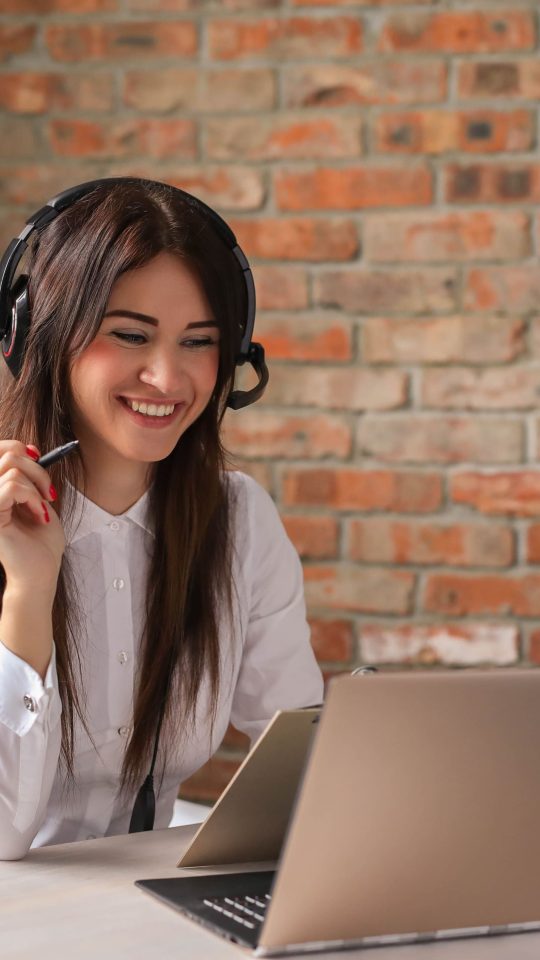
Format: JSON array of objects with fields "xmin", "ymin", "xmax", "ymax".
[{"xmin": 102, "ymin": 309, "xmax": 218, "ymax": 329}]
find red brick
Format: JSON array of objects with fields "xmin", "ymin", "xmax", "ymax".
[
  {"xmin": 0, "ymin": 0, "xmax": 116, "ymax": 8},
  {"xmin": 275, "ymin": 164, "xmax": 432, "ymax": 210},
  {"xmin": 465, "ymin": 265, "xmax": 540, "ymax": 312},
  {"xmin": 362, "ymin": 315, "xmax": 524, "ymax": 364},
  {"xmin": 445, "ymin": 162, "xmax": 540, "ymax": 204},
  {"xmin": 379, "ymin": 10, "xmax": 535, "ymax": 53},
  {"xmin": 526, "ymin": 630, "xmax": 540, "ymax": 666},
  {"xmin": 451, "ymin": 472, "xmax": 540, "ymax": 518},
  {"xmin": 208, "ymin": 16, "xmax": 363, "ymax": 60},
  {"xmin": 256, "ymin": 314, "xmax": 352, "ymax": 361},
  {"xmin": 458, "ymin": 59, "xmax": 540, "ymax": 99},
  {"xmin": 373, "ymin": 109, "xmax": 534, "ymax": 155},
  {"xmin": 357, "ymin": 416, "xmax": 522, "ymax": 464},
  {"xmin": 124, "ymin": 68, "xmax": 275, "ymax": 112},
  {"xmin": 284, "ymin": 61, "xmax": 447, "ymax": 107},
  {"xmin": 422, "ymin": 367, "xmax": 540, "ymax": 410},
  {"xmin": 348, "ymin": 518, "xmax": 514, "ymax": 567},
  {"xmin": 363, "ymin": 210, "xmax": 530, "ymax": 262},
  {"xmin": 229, "ymin": 217, "xmax": 358, "ymax": 262},
  {"xmin": 282, "ymin": 515, "xmax": 339, "ymax": 559},
  {"xmin": 180, "ymin": 756, "xmax": 240, "ymax": 803},
  {"xmin": 315, "ymin": 268, "xmax": 457, "ymax": 314},
  {"xmin": 222, "ymin": 411, "xmax": 351, "ymax": 459},
  {"xmin": 206, "ymin": 114, "xmax": 362, "ymax": 161},
  {"xmin": 47, "ymin": 118, "xmax": 196, "ymax": 160},
  {"xmin": 261, "ymin": 365, "xmax": 407, "ymax": 411},
  {"xmin": 361, "ymin": 623, "xmax": 518, "ymax": 666},
  {"xmin": 304, "ymin": 565, "xmax": 414, "ymax": 614},
  {"xmin": 423, "ymin": 574, "xmax": 540, "ymax": 618},
  {"xmin": 308, "ymin": 619, "xmax": 354, "ymax": 663},
  {"xmin": 526, "ymin": 526, "xmax": 540, "ymax": 564},
  {"xmin": 45, "ymin": 22, "xmax": 197, "ymax": 61},
  {"xmin": 0, "ymin": 24, "xmax": 36, "ymax": 62},
  {"xmin": 282, "ymin": 468, "xmax": 442, "ymax": 512},
  {"xmin": 0, "ymin": 72, "xmax": 114, "ymax": 114},
  {"xmin": 252, "ymin": 266, "xmax": 308, "ymax": 310}
]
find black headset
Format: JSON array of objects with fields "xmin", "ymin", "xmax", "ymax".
[{"xmin": 0, "ymin": 176, "xmax": 268, "ymax": 409}]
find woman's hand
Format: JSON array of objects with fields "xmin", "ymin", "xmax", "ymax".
[{"xmin": 0, "ymin": 441, "xmax": 65, "ymax": 597}]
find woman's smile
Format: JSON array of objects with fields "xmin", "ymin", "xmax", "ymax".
[{"xmin": 116, "ymin": 395, "xmax": 185, "ymax": 428}]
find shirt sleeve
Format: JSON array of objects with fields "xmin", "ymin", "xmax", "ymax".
[
  {"xmin": 0, "ymin": 642, "xmax": 62, "ymax": 859},
  {"xmin": 228, "ymin": 474, "xmax": 324, "ymax": 745}
]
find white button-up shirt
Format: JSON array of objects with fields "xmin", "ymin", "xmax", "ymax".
[{"xmin": 0, "ymin": 472, "xmax": 323, "ymax": 859}]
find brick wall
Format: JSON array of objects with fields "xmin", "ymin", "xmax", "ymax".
[{"xmin": 1, "ymin": 0, "xmax": 539, "ymax": 802}]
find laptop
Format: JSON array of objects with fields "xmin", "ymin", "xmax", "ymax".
[
  {"xmin": 137, "ymin": 670, "xmax": 540, "ymax": 955},
  {"xmin": 178, "ymin": 707, "xmax": 320, "ymax": 867}
]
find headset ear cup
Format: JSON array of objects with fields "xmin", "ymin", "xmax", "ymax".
[{"xmin": 2, "ymin": 274, "xmax": 30, "ymax": 378}]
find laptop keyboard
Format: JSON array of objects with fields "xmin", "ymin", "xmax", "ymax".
[{"xmin": 203, "ymin": 893, "xmax": 271, "ymax": 932}]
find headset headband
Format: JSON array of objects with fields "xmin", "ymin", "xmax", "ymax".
[{"xmin": 0, "ymin": 177, "xmax": 268, "ymax": 409}]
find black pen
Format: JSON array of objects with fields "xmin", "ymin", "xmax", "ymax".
[{"xmin": 37, "ymin": 440, "xmax": 80, "ymax": 468}]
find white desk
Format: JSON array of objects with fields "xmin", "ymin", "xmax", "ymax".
[{"xmin": 1, "ymin": 825, "xmax": 539, "ymax": 960}]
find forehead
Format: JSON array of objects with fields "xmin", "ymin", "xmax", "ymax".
[{"xmin": 106, "ymin": 252, "xmax": 212, "ymax": 320}]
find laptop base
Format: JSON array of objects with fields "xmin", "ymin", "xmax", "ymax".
[{"xmin": 136, "ymin": 871, "xmax": 275, "ymax": 950}]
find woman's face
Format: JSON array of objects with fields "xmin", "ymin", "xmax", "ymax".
[{"xmin": 69, "ymin": 251, "xmax": 220, "ymax": 471}]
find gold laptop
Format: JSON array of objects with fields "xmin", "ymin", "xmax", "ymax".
[{"xmin": 137, "ymin": 670, "xmax": 540, "ymax": 955}]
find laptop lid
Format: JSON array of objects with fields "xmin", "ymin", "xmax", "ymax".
[
  {"xmin": 178, "ymin": 708, "xmax": 320, "ymax": 867},
  {"xmin": 258, "ymin": 669, "xmax": 540, "ymax": 954}
]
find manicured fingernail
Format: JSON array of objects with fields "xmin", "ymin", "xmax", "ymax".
[
  {"xmin": 49, "ymin": 484, "xmax": 57, "ymax": 501},
  {"xmin": 41, "ymin": 501, "xmax": 50, "ymax": 523},
  {"xmin": 26, "ymin": 446, "xmax": 39, "ymax": 461}
]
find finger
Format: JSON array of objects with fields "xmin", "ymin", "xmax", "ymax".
[
  {"xmin": 0, "ymin": 440, "xmax": 41, "ymax": 461},
  {"xmin": 0, "ymin": 450, "xmax": 54, "ymax": 502},
  {"xmin": 0, "ymin": 473, "xmax": 49, "ymax": 526}
]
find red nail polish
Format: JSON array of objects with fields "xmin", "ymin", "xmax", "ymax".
[
  {"xmin": 41, "ymin": 501, "xmax": 50, "ymax": 523},
  {"xmin": 26, "ymin": 447, "xmax": 40, "ymax": 461},
  {"xmin": 49, "ymin": 484, "xmax": 57, "ymax": 501}
]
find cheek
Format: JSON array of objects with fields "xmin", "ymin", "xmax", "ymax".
[
  {"xmin": 194, "ymin": 352, "xmax": 220, "ymax": 396},
  {"xmin": 70, "ymin": 341, "xmax": 122, "ymax": 402}
]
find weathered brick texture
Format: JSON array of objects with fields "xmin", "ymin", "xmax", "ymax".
[{"xmin": 1, "ymin": 0, "xmax": 539, "ymax": 802}]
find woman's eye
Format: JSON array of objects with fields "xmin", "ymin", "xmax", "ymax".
[
  {"xmin": 112, "ymin": 331, "xmax": 147, "ymax": 345},
  {"xmin": 183, "ymin": 337, "xmax": 218, "ymax": 349}
]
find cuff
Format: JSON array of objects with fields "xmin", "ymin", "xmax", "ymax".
[{"xmin": 0, "ymin": 641, "xmax": 58, "ymax": 736}]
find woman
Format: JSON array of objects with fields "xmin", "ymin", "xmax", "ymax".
[{"xmin": 0, "ymin": 178, "xmax": 323, "ymax": 859}]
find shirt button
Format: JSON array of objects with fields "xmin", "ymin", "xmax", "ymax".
[
  {"xmin": 110, "ymin": 521, "xmax": 120, "ymax": 532},
  {"xmin": 118, "ymin": 726, "xmax": 130, "ymax": 738},
  {"xmin": 113, "ymin": 578, "xmax": 125, "ymax": 590},
  {"xmin": 23, "ymin": 694, "xmax": 36, "ymax": 712},
  {"xmin": 117, "ymin": 650, "xmax": 128, "ymax": 665}
]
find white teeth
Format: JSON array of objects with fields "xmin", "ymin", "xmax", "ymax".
[{"xmin": 125, "ymin": 399, "xmax": 174, "ymax": 417}]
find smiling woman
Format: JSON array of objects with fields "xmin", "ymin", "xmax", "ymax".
[{"xmin": 0, "ymin": 178, "xmax": 323, "ymax": 859}]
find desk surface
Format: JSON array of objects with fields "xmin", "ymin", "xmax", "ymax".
[{"xmin": 1, "ymin": 825, "xmax": 540, "ymax": 960}]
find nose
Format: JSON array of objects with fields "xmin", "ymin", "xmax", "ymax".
[{"xmin": 137, "ymin": 347, "xmax": 190, "ymax": 397}]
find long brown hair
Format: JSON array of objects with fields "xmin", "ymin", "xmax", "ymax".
[{"xmin": 0, "ymin": 181, "xmax": 246, "ymax": 790}]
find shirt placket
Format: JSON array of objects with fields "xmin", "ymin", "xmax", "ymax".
[{"xmin": 101, "ymin": 518, "xmax": 135, "ymax": 741}]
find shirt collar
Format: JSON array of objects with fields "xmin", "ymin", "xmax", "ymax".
[{"xmin": 63, "ymin": 483, "xmax": 154, "ymax": 545}]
